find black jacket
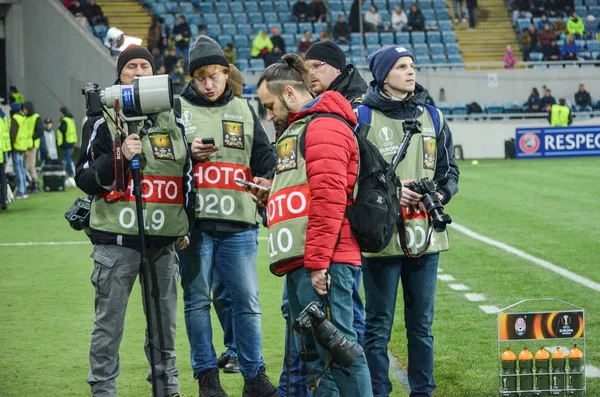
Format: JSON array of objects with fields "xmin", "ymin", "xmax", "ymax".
[
  {"xmin": 361, "ymin": 82, "xmax": 460, "ymax": 204},
  {"xmin": 293, "ymin": 1, "xmax": 311, "ymax": 19},
  {"xmin": 271, "ymin": 34, "xmax": 286, "ymax": 54},
  {"xmin": 75, "ymin": 107, "xmax": 195, "ymax": 249},
  {"xmin": 574, "ymin": 90, "xmax": 592, "ymax": 107},
  {"xmin": 180, "ymin": 82, "xmax": 277, "ymax": 233},
  {"xmin": 327, "ymin": 64, "xmax": 368, "ymax": 107},
  {"xmin": 333, "ymin": 21, "xmax": 351, "ymax": 40}
]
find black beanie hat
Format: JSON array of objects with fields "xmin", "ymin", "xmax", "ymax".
[
  {"xmin": 117, "ymin": 44, "xmax": 156, "ymax": 77},
  {"xmin": 188, "ymin": 35, "xmax": 230, "ymax": 77},
  {"xmin": 304, "ymin": 40, "xmax": 346, "ymax": 71}
]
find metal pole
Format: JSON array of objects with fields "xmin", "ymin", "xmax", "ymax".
[{"xmin": 359, "ymin": 0, "xmax": 365, "ymax": 60}]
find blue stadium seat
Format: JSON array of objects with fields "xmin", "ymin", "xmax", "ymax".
[
  {"xmin": 260, "ymin": 1, "xmax": 275, "ymax": 12},
  {"xmin": 180, "ymin": 2, "xmax": 193, "ymax": 14},
  {"xmin": 275, "ymin": 1, "xmax": 290, "ymax": 12},
  {"xmin": 380, "ymin": 11, "xmax": 390, "ymax": 23},
  {"xmin": 218, "ymin": 34, "xmax": 233, "ymax": 48},
  {"xmin": 486, "ymin": 102, "xmax": 505, "ymax": 114},
  {"xmin": 198, "ymin": 3, "xmax": 213, "ymax": 14},
  {"xmin": 338, "ymin": 44, "xmax": 350, "ymax": 54},
  {"xmin": 283, "ymin": 23, "xmax": 299, "ymax": 34},
  {"xmin": 419, "ymin": 0, "xmax": 434, "ymax": 8},
  {"xmin": 433, "ymin": 0, "xmax": 447, "ymax": 8},
  {"xmin": 587, "ymin": 41, "xmax": 599, "ymax": 52},
  {"xmin": 313, "ymin": 22, "xmax": 328, "ymax": 34},
  {"xmin": 411, "ymin": 31, "xmax": 426, "ymax": 44},
  {"xmin": 94, "ymin": 25, "xmax": 107, "ymax": 38},
  {"xmin": 329, "ymin": 1, "xmax": 343, "ymax": 12},
  {"xmin": 448, "ymin": 54, "xmax": 463, "ymax": 63},
  {"xmin": 445, "ymin": 43, "xmax": 460, "ymax": 55},
  {"xmin": 436, "ymin": 9, "xmax": 450, "ymax": 20},
  {"xmin": 437, "ymin": 102, "xmax": 451, "ymax": 114},
  {"xmin": 245, "ymin": 2, "xmax": 259, "ymax": 13},
  {"xmin": 190, "ymin": 0, "xmax": 201, "ymax": 5},
  {"xmin": 429, "ymin": 43, "xmax": 445, "ymax": 55},
  {"xmin": 426, "ymin": 20, "xmax": 438, "ymax": 29},
  {"xmin": 236, "ymin": 59, "xmax": 249, "ymax": 72},
  {"xmin": 575, "ymin": 6, "xmax": 586, "ymax": 16},
  {"xmin": 215, "ymin": 2, "xmax": 229, "ymax": 13},
  {"xmin": 442, "ymin": 31, "xmax": 456, "ymax": 43},
  {"xmin": 438, "ymin": 20, "xmax": 453, "ymax": 31},
  {"xmin": 235, "ymin": 35, "xmax": 249, "ymax": 48},
  {"xmin": 188, "ymin": 14, "xmax": 202, "ymax": 26},
  {"xmin": 503, "ymin": 101, "xmax": 522, "ymax": 113},
  {"xmin": 431, "ymin": 55, "xmax": 447, "ymax": 64},
  {"xmin": 249, "ymin": 13, "xmax": 264, "ymax": 24},
  {"xmin": 426, "ymin": 31, "xmax": 441, "ymax": 43},
  {"xmin": 516, "ymin": 18, "xmax": 530, "ymax": 31},
  {"xmin": 278, "ymin": 12, "xmax": 293, "ymax": 23},
  {"xmin": 373, "ymin": 0, "xmax": 387, "ymax": 10},
  {"xmin": 367, "ymin": 44, "xmax": 381, "ymax": 55},
  {"xmin": 231, "ymin": 2, "xmax": 244, "ymax": 13},
  {"xmin": 219, "ymin": 14, "xmax": 233, "ymax": 24},
  {"xmin": 451, "ymin": 103, "xmax": 468, "ymax": 115},
  {"xmin": 413, "ymin": 44, "xmax": 429, "ymax": 55},
  {"xmin": 298, "ymin": 22, "xmax": 313, "ymax": 33},
  {"xmin": 396, "ymin": 32, "xmax": 410, "ymax": 44},
  {"xmin": 250, "ymin": 59, "xmax": 264, "ymax": 69},
  {"xmin": 365, "ymin": 32, "xmax": 379, "ymax": 45},
  {"xmin": 575, "ymin": 39, "xmax": 585, "ymax": 49},
  {"xmin": 253, "ymin": 24, "xmax": 268, "ymax": 33},
  {"xmin": 165, "ymin": 1, "xmax": 178, "ymax": 13},
  {"xmin": 238, "ymin": 24, "xmax": 252, "ymax": 36},
  {"xmin": 268, "ymin": 23, "xmax": 283, "ymax": 32},
  {"xmin": 206, "ymin": 25, "xmax": 221, "ymax": 38},
  {"xmin": 351, "ymin": 32, "xmax": 362, "ymax": 45},
  {"xmin": 380, "ymin": 32, "xmax": 394, "ymax": 45},
  {"xmin": 281, "ymin": 33, "xmax": 296, "ymax": 48},
  {"xmin": 422, "ymin": 9, "xmax": 435, "ymax": 20},
  {"xmin": 190, "ymin": 24, "xmax": 198, "ymax": 38},
  {"xmin": 238, "ymin": 47, "xmax": 251, "ymax": 59},
  {"xmin": 162, "ymin": 14, "xmax": 175, "ymax": 27},
  {"xmin": 151, "ymin": 3, "xmax": 166, "ymax": 14},
  {"xmin": 204, "ymin": 14, "xmax": 218, "ymax": 25},
  {"xmin": 234, "ymin": 14, "xmax": 248, "ymax": 24},
  {"xmin": 222, "ymin": 24, "xmax": 237, "ymax": 35},
  {"xmin": 529, "ymin": 52, "xmax": 543, "ymax": 61},
  {"xmin": 264, "ymin": 12, "xmax": 279, "ymax": 23},
  {"xmin": 415, "ymin": 54, "xmax": 431, "ymax": 63}
]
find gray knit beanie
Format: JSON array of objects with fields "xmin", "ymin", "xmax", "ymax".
[{"xmin": 188, "ymin": 35, "xmax": 229, "ymax": 76}]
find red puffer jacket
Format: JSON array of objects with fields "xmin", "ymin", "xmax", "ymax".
[{"xmin": 279, "ymin": 91, "xmax": 361, "ymax": 273}]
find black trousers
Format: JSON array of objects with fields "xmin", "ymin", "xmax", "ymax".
[{"xmin": 0, "ymin": 154, "xmax": 7, "ymax": 206}]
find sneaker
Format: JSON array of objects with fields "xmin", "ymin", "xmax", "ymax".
[
  {"xmin": 223, "ymin": 356, "xmax": 240, "ymax": 374},
  {"xmin": 454, "ymin": 17, "xmax": 459, "ymax": 23},
  {"xmin": 217, "ymin": 352, "xmax": 231, "ymax": 369},
  {"xmin": 197, "ymin": 368, "xmax": 229, "ymax": 397},
  {"xmin": 167, "ymin": 394, "xmax": 187, "ymax": 397},
  {"xmin": 462, "ymin": 17, "xmax": 467, "ymax": 23},
  {"xmin": 15, "ymin": 194, "xmax": 28, "ymax": 200},
  {"xmin": 242, "ymin": 367, "xmax": 277, "ymax": 397}
]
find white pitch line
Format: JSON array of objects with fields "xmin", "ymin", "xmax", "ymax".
[
  {"xmin": 0, "ymin": 241, "xmax": 89, "ymax": 247},
  {"xmin": 479, "ymin": 305, "xmax": 501, "ymax": 314},
  {"xmin": 464, "ymin": 293, "xmax": 486, "ymax": 302},
  {"xmin": 449, "ymin": 284, "xmax": 470, "ymax": 291},
  {"xmin": 437, "ymin": 274, "xmax": 455, "ymax": 281},
  {"xmin": 449, "ymin": 223, "xmax": 600, "ymax": 293},
  {"xmin": 587, "ymin": 365, "xmax": 600, "ymax": 378},
  {"xmin": 438, "ymin": 267, "xmax": 444, "ymax": 272}
]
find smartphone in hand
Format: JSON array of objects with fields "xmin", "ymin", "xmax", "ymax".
[
  {"xmin": 201, "ymin": 138, "xmax": 215, "ymax": 145},
  {"xmin": 234, "ymin": 178, "xmax": 269, "ymax": 191}
]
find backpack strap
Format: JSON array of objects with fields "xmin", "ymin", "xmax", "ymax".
[
  {"xmin": 298, "ymin": 112, "xmax": 355, "ymax": 158},
  {"xmin": 356, "ymin": 105, "xmax": 372, "ymax": 130},
  {"xmin": 423, "ymin": 103, "xmax": 440, "ymax": 138}
]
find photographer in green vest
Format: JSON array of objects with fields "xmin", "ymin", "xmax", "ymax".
[
  {"xmin": 22, "ymin": 101, "xmax": 43, "ymax": 194},
  {"xmin": 9, "ymin": 102, "xmax": 28, "ymax": 199},
  {"xmin": 75, "ymin": 44, "xmax": 193, "ymax": 397},
  {"xmin": 360, "ymin": 46, "xmax": 460, "ymax": 397},
  {"xmin": 57, "ymin": 107, "xmax": 78, "ymax": 177},
  {"xmin": 549, "ymin": 98, "xmax": 572, "ymax": 127},
  {"xmin": 0, "ymin": 107, "xmax": 10, "ymax": 211},
  {"xmin": 177, "ymin": 35, "xmax": 277, "ymax": 397}
]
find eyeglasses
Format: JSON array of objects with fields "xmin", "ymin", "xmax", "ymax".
[{"xmin": 307, "ymin": 61, "xmax": 327, "ymax": 72}]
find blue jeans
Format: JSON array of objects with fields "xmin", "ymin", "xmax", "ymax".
[
  {"xmin": 176, "ymin": 46, "xmax": 189, "ymax": 72},
  {"xmin": 452, "ymin": 0, "xmax": 465, "ymax": 19},
  {"xmin": 12, "ymin": 151, "xmax": 27, "ymax": 195},
  {"xmin": 286, "ymin": 265, "xmax": 373, "ymax": 397},
  {"xmin": 63, "ymin": 147, "xmax": 74, "ymax": 177},
  {"xmin": 467, "ymin": 7, "xmax": 476, "ymax": 28},
  {"xmin": 211, "ymin": 272, "xmax": 237, "ymax": 358},
  {"xmin": 179, "ymin": 227, "xmax": 265, "ymax": 379},
  {"xmin": 363, "ymin": 254, "xmax": 439, "ymax": 397}
]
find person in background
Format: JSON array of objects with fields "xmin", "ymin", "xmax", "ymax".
[
  {"xmin": 146, "ymin": 14, "xmax": 161, "ymax": 52},
  {"xmin": 9, "ymin": 86, "xmax": 24, "ymax": 105},
  {"xmin": 391, "ymin": 6, "xmax": 408, "ymax": 32},
  {"xmin": 567, "ymin": 12, "xmax": 585, "ymax": 39},
  {"xmin": 407, "ymin": 4, "xmax": 426, "ymax": 32},
  {"xmin": 574, "ymin": 83, "xmax": 593, "ymax": 112},
  {"xmin": 40, "ymin": 117, "xmax": 58, "ymax": 163},
  {"xmin": 0, "ymin": 107, "xmax": 10, "ymax": 211},
  {"xmin": 519, "ymin": 24, "xmax": 539, "ymax": 61},
  {"xmin": 310, "ymin": 0, "xmax": 328, "ymax": 22},
  {"xmin": 538, "ymin": 24, "xmax": 557, "ymax": 51},
  {"xmin": 333, "ymin": 14, "xmax": 351, "ymax": 43},
  {"xmin": 271, "ymin": 28, "xmax": 287, "ymax": 56},
  {"xmin": 251, "ymin": 31, "xmax": 274, "ymax": 61},
  {"xmin": 466, "ymin": 0, "xmax": 477, "ymax": 29},
  {"xmin": 22, "ymin": 101, "xmax": 43, "ymax": 194},
  {"xmin": 584, "ymin": 15, "xmax": 597, "ymax": 40},
  {"xmin": 552, "ymin": 15, "xmax": 568, "ymax": 40},
  {"xmin": 159, "ymin": 17, "xmax": 170, "ymax": 55},
  {"xmin": 536, "ymin": 14, "xmax": 552, "ymax": 31},
  {"xmin": 223, "ymin": 43, "xmax": 237, "ymax": 65},
  {"xmin": 9, "ymin": 103, "xmax": 28, "ymax": 199},
  {"xmin": 539, "ymin": 88, "xmax": 557, "ymax": 110},
  {"xmin": 503, "ymin": 45, "xmax": 517, "ymax": 69},
  {"xmin": 561, "ymin": 34, "xmax": 578, "ymax": 60},
  {"xmin": 57, "ymin": 107, "xmax": 77, "ymax": 179},
  {"xmin": 549, "ymin": 98, "xmax": 572, "ymax": 126},
  {"xmin": 317, "ymin": 29, "xmax": 332, "ymax": 42},
  {"xmin": 349, "ymin": 0, "xmax": 365, "ymax": 32},
  {"xmin": 83, "ymin": 0, "xmax": 107, "ymax": 27},
  {"xmin": 544, "ymin": 39, "xmax": 561, "ymax": 61},
  {"xmin": 453, "ymin": 0, "xmax": 466, "ymax": 22},
  {"xmin": 292, "ymin": 0, "xmax": 311, "ymax": 22},
  {"xmin": 523, "ymin": 87, "xmax": 541, "ymax": 112},
  {"xmin": 364, "ymin": 5, "xmax": 384, "ymax": 32},
  {"xmin": 164, "ymin": 46, "xmax": 179, "ymax": 75},
  {"xmin": 297, "ymin": 30, "xmax": 313, "ymax": 57},
  {"xmin": 173, "ymin": 15, "xmax": 191, "ymax": 72}
]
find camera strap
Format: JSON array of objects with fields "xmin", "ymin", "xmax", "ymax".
[
  {"xmin": 396, "ymin": 216, "xmax": 434, "ymax": 258},
  {"xmin": 113, "ymin": 100, "xmax": 126, "ymax": 192}
]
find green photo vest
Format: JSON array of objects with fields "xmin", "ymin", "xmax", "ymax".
[
  {"xmin": 267, "ymin": 116, "xmax": 311, "ymax": 274},
  {"xmin": 12, "ymin": 114, "xmax": 28, "ymax": 151},
  {"xmin": 550, "ymin": 105, "xmax": 570, "ymax": 126},
  {"xmin": 90, "ymin": 111, "xmax": 189, "ymax": 238},
  {"xmin": 22, "ymin": 113, "xmax": 40, "ymax": 149},
  {"xmin": 0, "ymin": 116, "xmax": 10, "ymax": 153},
  {"xmin": 180, "ymin": 97, "xmax": 257, "ymax": 225},
  {"xmin": 58, "ymin": 116, "xmax": 77, "ymax": 146},
  {"xmin": 363, "ymin": 107, "xmax": 450, "ymax": 258}
]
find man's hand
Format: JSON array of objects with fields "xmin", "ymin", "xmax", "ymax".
[
  {"xmin": 311, "ymin": 269, "xmax": 330, "ymax": 296},
  {"xmin": 400, "ymin": 179, "xmax": 422, "ymax": 207},
  {"xmin": 191, "ymin": 138, "xmax": 220, "ymax": 161},
  {"xmin": 122, "ymin": 134, "xmax": 142, "ymax": 161},
  {"xmin": 174, "ymin": 236, "xmax": 189, "ymax": 250},
  {"xmin": 246, "ymin": 177, "xmax": 271, "ymax": 206}
]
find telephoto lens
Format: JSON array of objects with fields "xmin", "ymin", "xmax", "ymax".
[{"xmin": 312, "ymin": 319, "xmax": 364, "ymax": 368}]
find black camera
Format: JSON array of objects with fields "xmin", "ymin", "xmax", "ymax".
[
  {"xmin": 406, "ymin": 178, "xmax": 452, "ymax": 232},
  {"xmin": 294, "ymin": 301, "xmax": 363, "ymax": 368},
  {"xmin": 65, "ymin": 197, "xmax": 91, "ymax": 231}
]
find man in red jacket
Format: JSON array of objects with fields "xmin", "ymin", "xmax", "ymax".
[{"xmin": 253, "ymin": 53, "xmax": 373, "ymax": 396}]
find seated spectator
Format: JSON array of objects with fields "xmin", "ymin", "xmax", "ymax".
[
  {"xmin": 539, "ymin": 88, "xmax": 557, "ymax": 110},
  {"xmin": 64, "ymin": 0, "xmax": 83, "ymax": 16},
  {"xmin": 151, "ymin": 47, "xmax": 164, "ymax": 71},
  {"xmin": 157, "ymin": 65, "xmax": 167, "ymax": 75},
  {"xmin": 512, "ymin": 0, "xmax": 532, "ymax": 26},
  {"xmin": 310, "ymin": 0, "xmax": 328, "ymax": 23},
  {"xmin": 223, "ymin": 43, "xmax": 236, "ymax": 65},
  {"xmin": 293, "ymin": 0, "xmax": 311, "ymax": 23},
  {"xmin": 171, "ymin": 62, "xmax": 185, "ymax": 95},
  {"xmin": 391, "ymin": 6, "xmax": 408, "ymax": 32},
  {"xmin": 561, "ymin": 34, "xmax": 578, "ymax": 60},
  {"xmin": 364, "ymin": 5, "xmax": 384, "ymax": 32},
  {"xmin": 530, "ymin": 0, "xmax": 545, "ymax": 18},
  {"xmin": 536, "ymin": 14, "xmax": 552, "ymax": 31},
  {"xmin": 552, "ymin": 15, "xmax": 568, "ymax": 40},
  {"xmin": 544, "ymin": 39, "xmax": 562, "ymax": 61},
  {"xmin": 297, "ymin": 30, "xmax": 313, "ymax": 57},
  {"xmin": 164, "ymin": 47, "xmax": 178, "ymax": 74},
  {"xmin": 317, "ymin": 30, "xmax": 332, "ymax": 42},
  {"xmin": 251, "ymin": 31, "xmax": 274, "ymax": 59},
  {"xmin": 584, "ymin": 15, "xmax": 597, "ymax": 40},
  {"xmin": 574, "ymin": 83, "xmax": 592, "ymax": 112},
  {"xmin": 503, "ymin": 45, "xmax": 517, "ymax": 69},
  {"xmin": 83, "ymin": 0, "xmax": 107, "ymax": 27},
  {"xmin": 545, "ymin": 0, "xmax": 563, "ymax": 16},
  {"xmin": 538, "ymin": 24, "xmax": 557, "ymax": 49},
  {"xmin": 407, "ymin": 4, "xmax": 426, "ymax": 32},
  {"xmin": 173, "ymin": 15, "xmax": 191, "ymax": 71},
  {"xmin": 271, "ymin": 28, "xmax": 287, "ymax": 55},
  {"xmin": 519, "ymin": 24, "xmax": 539, "ymax": 61},
  {"xmin": 567, "ymin": 12, "xmax": 585, "ymax": 39},
  {"xmin": 333, "ymin": 14, "xmax": 351, "ymax": 43},
  {"xmin": 524, "ymin": 87, "xmax": 541, "ymax": 112}
]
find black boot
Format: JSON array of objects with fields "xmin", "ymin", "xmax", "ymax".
[
  {"xmin": 30, "ymin": 181, "xmax": 40, "ymax": 194},
  {"xmin": 242, "ymin": 366, "xmax": 277, "ymax": 397},
  {"xmin": 197, "ymin": 368, "xmax": 229, "ymax": 397}
]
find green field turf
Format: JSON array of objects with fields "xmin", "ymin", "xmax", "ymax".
[{"xmin": 0, "ymin": 157, "xmax": 599, "ymax": 396}]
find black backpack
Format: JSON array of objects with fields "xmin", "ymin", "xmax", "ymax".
[{"xmin": 300, "ymin": 113, "xmax": 402, "ymax": 253}]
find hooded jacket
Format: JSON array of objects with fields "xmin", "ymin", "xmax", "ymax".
[
  {"xmin": 251, "ymin": 32, "xmax": 274, "ymax": 58},
  {"xmin": 327, "ymin": 64, "xmax": 368, "ymax": 107},
  {"xmin": 361, "ymin": 82, "xmax": 459, "ymax": 204},
  {"xmin": 282, "ymin": 91, "xmax": 361, "ymax": 272},
  {"xmin": 180, "ymin": 81, "xmax": 277, "ymax": 233},
  {"xmin": 23, "ymin": 101, "xmax": 44, "ymax": 144}
]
